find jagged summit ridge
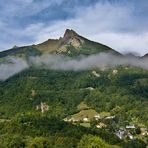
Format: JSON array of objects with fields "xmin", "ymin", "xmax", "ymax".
[
  {"xmin": 34, "ymin": 29, "xmax": 85, "ymax": 53},
  {"xmin": 0, "ymin": 29, "xmax": 119, "ymax": 58},
  {"xmin": 61, "ymin": 29, "xmax": 84, "ymax": 48},
  {"xmin": 28, "ymin": 29, "xmax": 119, "ymax": 55},
  {"xmin": 63, "ymin": 29, "xmax": 78, "ymax": 38},
  {"xmin": 63, "ymin": 29, "xmax": 78, "ymax": 40}
]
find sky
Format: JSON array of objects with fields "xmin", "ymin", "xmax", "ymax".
[{"xmin": 0, "ymin": 0, "xmax": 148, "ymax": 56}]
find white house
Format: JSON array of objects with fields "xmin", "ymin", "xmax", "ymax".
[
  {"xmin": 105, "ymin": 115, "xmax": 115, "ymax": 119},
  {"xmin": 113, "ymin": 70, "xmax": 118, "ymax": 75},
  {"xmin": 115, "ymin": 130, "xmax": 126, "ymax": 139},
  {"xmin": 126, "ymin": 125, "xmax": 135, "ymax": 129},
  {"xmin": 127, "ymin": 132, "xmax": 134, "ymax": 140},
  {"xmin": 92, "ymin": 71, "xmax": 100, "ymax": 77},
  {"xmin": 94, "ymin": 114, "xmax": 101, "ymax": 120},
  {"xmin": 86, "ymin": 87, "xmax": 94, "ymax": 91},
  {"xmin": 83, "ymin": 117, "xmax": 89, "ymax": 122}
]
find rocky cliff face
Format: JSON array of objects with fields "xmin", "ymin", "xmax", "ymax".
[
  {"xmin": 62, "ymin": 29, "xmax": 84, "ymax": 48},
  {"xmin": 35, "ymin": 29, "xmax": 85, "ymax": 53}
]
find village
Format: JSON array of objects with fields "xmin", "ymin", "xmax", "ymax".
[
  {"xmin": 34, "ymin": 69, "xmax": 148, "ymax": 143},
  {"xmin": 63, "ymin": 102, "xmax": 148, "ymax": 141}
]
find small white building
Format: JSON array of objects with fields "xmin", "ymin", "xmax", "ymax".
[
  {"xmin": 94, "ymin": 114, "xmax": 101, "ymax": 120},
  {"xmin": 92, "ymin": 71, "xmax": 100, "ymax": 77},
  {"xmin": 113, "ymin": 70, "xmax": 118, "ymax": 75},
  {"xmin": 115, "ymin": 129, "xmax": 134, "ymax": 140},
  {"xmin": 83, "ymin": 117, "xmax": 89, "ymax": 122},
  {"xmin": 126, "ymin": 125, "xmax": 135, "ymax": 129},
  {"xmin": 96, "ymin": 123, "xmax": 107, "ymax": 129},
  {"xmin": 86, "ymin": 87, "xmax": 94, "ymax": 91},
  {"xmin": 64, "ymin": 117, "xmax": 79, "ymax": 122},
  {"xmin": 96, "ymin": 125, "xmax": 101, "ymax": 128},
  {"xmin": 127, "ymin": 132, "xmax": 134, "ymax": 140},
  {"xmin": 115, "ymin": 130, "xmax": 126, "ymax": 139},
  {"xmin": 105, "ymin": 115, "xmax": 115, "ymax": 119}
]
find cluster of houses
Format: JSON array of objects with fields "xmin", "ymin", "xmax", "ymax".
[
  {"xmin": 116, "ymin": 128, "xmax": 134, "ymax": 140},
  {"xmin": 64, "ymin": 111, "xmax": 148, "ymax": 141},
  {"xmin": 115, "ymin": 125, "xmax": 148, "ymax": 140},
  {"xmin": 115, "ymin": 125, "xmax": 135, "ymax": 140},
  {"xmin": 63, "ymin": 111, "xmax": 116, "ymax": 130},
  {"xmin": 63, "ymin": 113, "xmax": 101, "ymax": 123}
]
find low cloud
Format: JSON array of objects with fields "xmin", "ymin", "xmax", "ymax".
[
  {"xmin": 29, "ymin": 53, "xmax": 148, "ymax": 71},
  {"xmin": 0, "ymin": 52, "xmax": 147, "ymax": 81},
  {"xmin": 0, "ymin": 57, "xmax": 29, "ymax": 81}
]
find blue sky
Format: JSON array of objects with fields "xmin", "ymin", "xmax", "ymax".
[{"xmin": 0, "ymin": 0, "xmax": 148, "ymax": 55}]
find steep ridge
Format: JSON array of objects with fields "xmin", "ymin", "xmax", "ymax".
[
  {"xmin": 0, "ymin": 29, "xmax": 121, "ymax": 58},
  {"xmin": 34, "ymin": 29, "xmax": 120, "ymax": 56}
]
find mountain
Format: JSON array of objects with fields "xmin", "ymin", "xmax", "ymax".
[
  {"xmin": 0, "ymin": 29, "xmax": 148, "ymax": 147},
  {"xmin": 34, "ymin": 29, "xmax": 120, "ymax": 56},
  {"xmin": 0, "ymin": 29, "xmax": 120, "ymax": 58}
]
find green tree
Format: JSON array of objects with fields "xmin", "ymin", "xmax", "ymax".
[{"xmin": 77, "ymin": 135, "xmax": 120, "ymax": 148}]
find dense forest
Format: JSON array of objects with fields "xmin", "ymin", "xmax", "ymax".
[{"xmin": 0, "ymin": 66, "xmax": 148, "ymax": 147}]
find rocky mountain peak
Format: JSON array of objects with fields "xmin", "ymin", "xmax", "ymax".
[
  {"xmin": 60, "ymin": 29, "xmax": 84, "ymax": 49},
  {"xmin": 33, "ymin": 29, "xmax": 117, "ymax": 55},
  {"xmin": 63, "ymin": 29, "xmax": 78, "ymax": 40}
]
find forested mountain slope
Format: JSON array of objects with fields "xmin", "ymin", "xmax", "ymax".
[{"xmin": 0, "ymin": 30, "xmax": 147, "ymax": 147}]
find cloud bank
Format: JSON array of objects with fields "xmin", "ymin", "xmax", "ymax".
[
  {"xmin": 29, "ymin": 53, "xmax": 148, "ymax": 71},
  {"xmin": 0, "ymin": 57, "xmax": 29, "ymax": 81},
  {"xmin": 0, "ymin": 53, "xmax": 148, "ymax": 81}
]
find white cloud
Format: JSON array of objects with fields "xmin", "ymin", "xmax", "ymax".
[
  {"xmin": 0, "ymin": 57, "xmax": 29, "ymax": 81},
  {"xmin": 0, "ymin": 1, "xmax": 148, "ymax": 56},
  {"xmin": 89, "ymin": 32, "xmax": 148, "ymax": 55},
  {"xmin": 1, "ymin": 53, "xmax": 148, "ymax": 81},
  {"xmin": 0, "ymin": 0, "xmax": 64, "ymax": 17}
]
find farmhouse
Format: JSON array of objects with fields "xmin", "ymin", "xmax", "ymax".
[
  {"xmin": 113, "ymin": 69, "xmax": 118, "ymax": 75},
  {"xmin": 94, "ymin": 114, "xmax": 101, "ymax": 120},
  {"xmin": 92, "ymin": 71, "xmax": 100, "ymax": 77},
  {"xmin": 83, "ymin": 117, "xmax": 89, "ymax": 122},
  {"xmin": 126, "ymin": 125, "xmax": 135, "ymax": 129},
  {"xmin": 105, "ymin": 115, "xmax": 115, "ymax": 119},
  {"xmin": 96, "ymin": 122, "xmax": 107, "ymax": 129}
]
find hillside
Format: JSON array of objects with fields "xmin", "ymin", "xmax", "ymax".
[
  {"xmin": 0, "ymin": 30, "xmax": 148, "ymax": 147},
  {"xmin": 0, "ymin": 67, "xmax": 148, "ymax": 147}
]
